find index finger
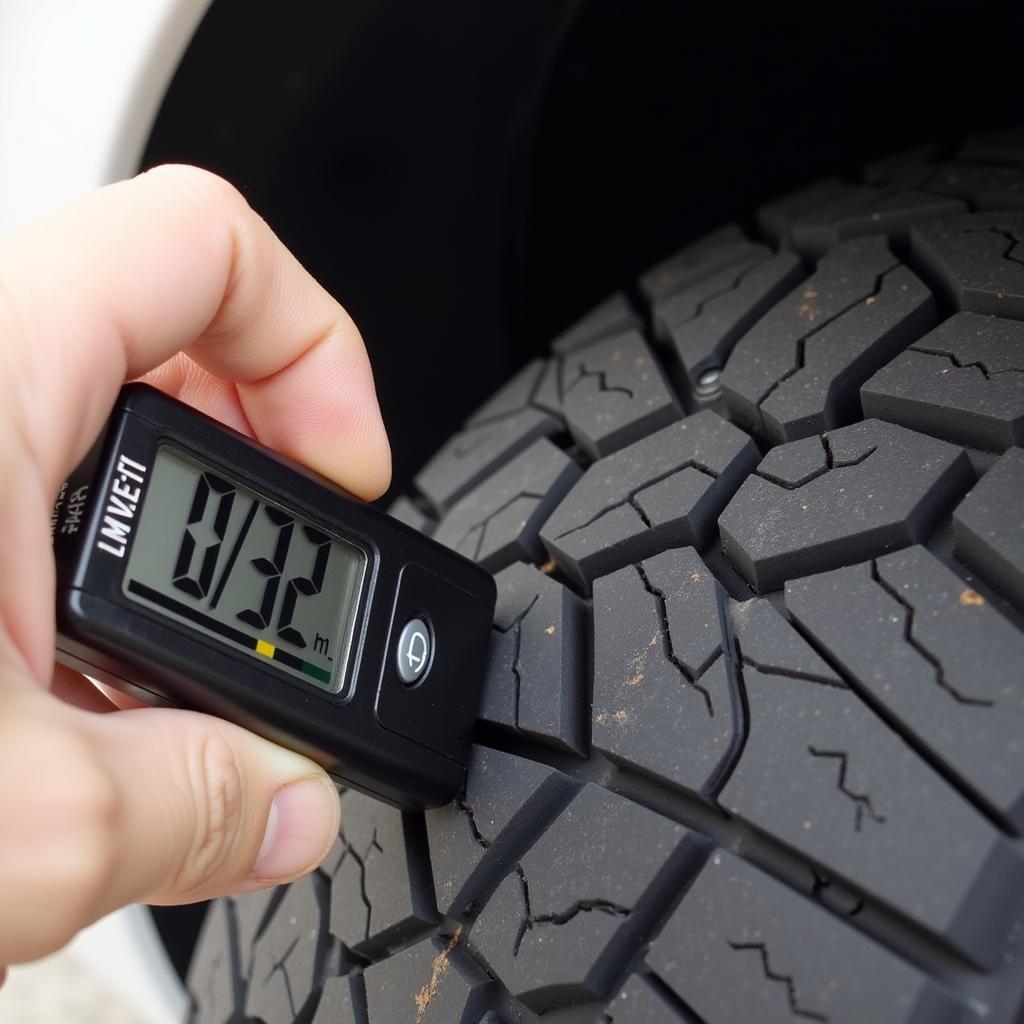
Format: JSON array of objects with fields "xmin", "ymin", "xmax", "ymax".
[{"xmin": 0, "ymin": 164, "xmax": 391, "ymax": 501}]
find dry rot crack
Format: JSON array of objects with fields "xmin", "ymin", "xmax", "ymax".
[
  {"xmin": 635, "ymin": 563, "xmax": 716, "ymax": 716},
  {"xmin": 564, "ymin": 363, "xmax": 635, "ymax": 399},
  {"xmin": 869, "ymin": 560, "xmax": 993, "ymax": 707},
  {"xmin": 553, "ymin": 461, "xmax": 719, "ymax": 540},
  {"xmin": 806, "ymin": 748, "xmax": 887, "ymax": 831},
  {"xmin": 728, "ymin": 942, "xmax": 828, "ymax": 1022},
  {"xmin": 456, "ymin": 490, "xmax": 548, "ymax": 560},
  {"xmin": 753, "ymin": 265, "xmax": 899, "ymax": 413},
  {"xmin": 910, "ymin": 345, "xmax": 1024, "ymax": 379}
]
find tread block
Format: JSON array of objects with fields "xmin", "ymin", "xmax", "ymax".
[
  {"xmin": 757, "ymin": 178, "xmax": 848, "ymax": 246},
  {"xmin": 363, "ymin": 935, "xmax": 492, "ymax": 1024},
  {"xmin": 786, "ymin": 547, "xmax": 1024, "ymax": 832},
  {"xmin": 719, "ymin": 419, "xmax": 974, "ymax": 593},
  {"xmin": 910, "ymin": 212, "xmax": 1024, "ymax": 318},
  {"xmin": 187, "ymin": 901, "xmax": 243, "ymax": 1024},
  {"xmin": 648, "ymin": 849, "xmax": 962, "ymax": 1024},
  {"xmin": 592, "ymin": 548, "xmax": 739, "ymax": 798},
  {"xmin": 327, "ymin": 791, "xmax": 438, "ymax": 958},
  {"xmin": 786, "ymin": 183, "xmax": 966, "ymax": 258},
  {"xmin": 311, "ymin": 976, "xmax": 364, "ymax": 1024},
  {"xmin": 607, "ymin": 974, "xmax": 680, "ymax": 1023},
  {"xmin": 466, "ymin": 358, "xmax": 550, "ymax": 427},
  {"xmin": 548, "ymin": 330, "xmax": 682, "ymax": 460},
  {"xmin": 232, "ymin": 886, "xmax": 281, "ymax": 977},
  {"xmin": 415, "ymin": 358, "xmax": 562, "ymax": 515},
  {"xmin": 246, "ymin": 875, "xmax": 329, "ymax": 1022},
  {"xmin": 927, "ymin": 162, "xmax": 1024, "ymax": 211},
  {"xmin": 718, "ymin": 600, "xmax": 1024, "ymax": 968},
  {"xmin": 760, "ymin": 267, "xmax": 934, "ymax": 442},
  {"xmin": 468, "ymin": 784, "xmax": 688, "ymax": 1009},
  {"xmin": 861, "ymin": 312, "xmax": 1024, "ymax": 451},
  {"xmin": 425, "ymin": 747, "xmax": 571, "ymax": 919},
  {"xmin": 433, "ymin": 438, "xmax": 582, "ymax": 572},
  {"xmin": 953, "ymin": 447, "xmax": 1024, "ymax": 609},
  {"xmin": 958, "ymin": 128, "xmax": 1024, "ymax": 166},
  {"xmin": 482, "ymin": 563, "xmax": 587, "ymax": 752},
  {"xmin": 552, "ymin": 292, "xmax": 641, "ymax": 355},
  {"xmin": 541, "ymin": 412, "xmax": 759, "ymax": 589},
  {"xmin": 639, "ymin": 224, "xmax": 769, "ymax": 304},
  {"xmin": 388, "ymin": 496, "xmax": 436, "ymax": 536},
  {"xmin": 721, "ymin": 237, "xmax": 934, "ymax": 443},
  {"xmin": 653, "ymin": 251, "xmax": 806, "ymax": 394}
]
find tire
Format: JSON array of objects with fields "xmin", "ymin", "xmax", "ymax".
[{"xmin": 187, "ymin": 128, "xmax": 1024, "ymax": 1024}]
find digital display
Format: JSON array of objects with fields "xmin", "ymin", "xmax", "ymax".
[{"xmin": 124, "ymin": 447, "xmax": 365, "ymax": 692}]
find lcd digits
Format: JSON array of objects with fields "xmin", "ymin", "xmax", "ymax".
[{"xmin": 124, "ymin": 448, "xmax": 365, "ymax": 691}]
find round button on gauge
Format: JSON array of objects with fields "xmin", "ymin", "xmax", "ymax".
[{"xmin": 397, "ymin": 617, "xmax": 432, "ymax": 684}]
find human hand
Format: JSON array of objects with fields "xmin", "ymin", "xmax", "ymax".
[{"xmin": 0, "ymin": 166, "xmax": 390, "ymax": 977}]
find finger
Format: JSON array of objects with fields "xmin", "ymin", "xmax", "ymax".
[
  {"xmin": 0, "ymin": 690, "xmax": 340, "ymax": 966},
  {"xmin": 139, "ymin": 355, "xmax": 256, "ymax": 439},
  {"xmin": 0, "ymin": 163, "xmax": 390, "ymax": 499}
]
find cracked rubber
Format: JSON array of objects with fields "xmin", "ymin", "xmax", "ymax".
[{"xmin": 189, "ymin": 131, "xmax": 1024, "ymax": 1024}]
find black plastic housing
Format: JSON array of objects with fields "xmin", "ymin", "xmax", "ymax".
[{"xmin": 53, "ymin": 384, "xmax": 495, "ymax": 809}]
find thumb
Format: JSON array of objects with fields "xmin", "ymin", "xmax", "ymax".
[
  {"xmin": 0, "ymin": 691, "xmax": 340, "ymax": 966},
  {"xmin": 79, "ymin": 705, "xmax": 341, "ymax": 911}
]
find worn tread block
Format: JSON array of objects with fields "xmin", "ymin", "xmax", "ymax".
[
  {"xmin": 910, "ymin": 212, "xmax": 1024, "ymax": 318},
  {"xmin": 540, "ymin": 412, "xmax": 759, "ymax": 589},
  {"xmin": 927, "ymin": 162, "xmax": 1024, "ymax": 211},
  {"xmin": 466, "ymin": 359, "xmax": 549, "ymax": 427},
  {"xmin": 786, "ymin": 547, "xmax": 1024, "ymax": 832},
  {"xmin": 425, "ymin": 746, "xmax": 570, "ymax": 919},
  {"xmin": 787, "ymin": 184, "xmax": 966, "ymax": 258},
  {"xmin": 552, "ymin": 292, "xmax": 641, "ymax": 355},
  {"xmin": 363, "ymin": 936, "xmax": 492, "ymax": 1024},
  {"xmin": 327, "ymin": 791, "xmax": 438, "ymax": 959},
  {"xmin": 953, "ymin": 447, "xmax": 1024, "ymax": 609},
  {"xmin": 720, "ymin": 238, "xmax": 926, "ymax": 442},
  {"xmin": 469, "ymin": 784, "xmax": 688, "ymax": 1008},
  {"xmin": 959, "ymin": 128, "xmax": 1024, "ymax": 166},
  {"xmin": 718, "ymin": 601, "xmax": 1023, "ymax": 968},
  {"xmin": 187, "ymin": 901, "xmax": 243, "ymax": 1024},
  {"xmin": 639, "ymin": 224, "xmax": 768, "ymax": 304},
  {"xmin": 649, "ymin": 850, "xmax": 962, "ymax": 1024},
  {"xmin": 433, "ymin": 438, "xmax": 581, "ymax": 572},
  {"xmin": 862, "ymin": 312, "xmax": 1024, "ymax": 451},
  {"xmin": 388, "ymin": 496, "xmax": 436, "ymax": 536},
  {"xmin": 653, "ymin": 251, "xmax": 806, "ymax": 393},
  {"xmin": 592, "ymin": 548, "xmax": 737, "ymax": 798},
  {"xmin": 757, "ymin": 178, "xmax": 849, "ymax": 246},
  {"xmin": 557, "ymin": 330, "xmax": 681, "ymax": 459},
  {"xmin": 415, "ymin": 358, "xmax": 563, "ymax": 517},
  {"xmin": 482, "ymin": 563, "xmax": 587, "ymax": 752},
  {"xmin": 719, "ymin": 419, "xmax": 974, "ymax": 593},
  {"xmin": 246, "ymin": 875, "xmax": 328, "ymax": 1022},
  {"xmin": 606, "ymin": 974, "xmax": 680, "ymax": 1022},
  {"xmin": 311, "ymin": 976, "xmax": 364, "ymax": 1024},
  {"xmin": 757, "ymin": 265, "xmax": 935, "ymax": 443},
  {"xmin": 232, "ymin": 887, "xmax": 282, "ymax": 979}
]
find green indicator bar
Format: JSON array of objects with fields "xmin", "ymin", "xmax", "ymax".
[{"xmin": 302, "ymin": 661, "xmax": 332, "ymax": 684}]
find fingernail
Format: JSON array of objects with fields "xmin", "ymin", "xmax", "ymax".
[{"xmin": 252, "ymin": 775, "xmax": 338, "ymax": 881}]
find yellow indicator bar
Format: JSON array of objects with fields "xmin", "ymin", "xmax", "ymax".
[{"xmin": 256, "ymin": 639, "xmax": 276, "ymax": 659}]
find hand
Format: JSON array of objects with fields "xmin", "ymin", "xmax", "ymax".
[{"xmin": 0, "ymin": 166, "xmax": 391, "ymax": 976}]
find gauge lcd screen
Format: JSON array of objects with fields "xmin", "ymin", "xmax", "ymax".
[{"xmin": 123, "ymin": 447, "xmax": 365, "ymax": 692}]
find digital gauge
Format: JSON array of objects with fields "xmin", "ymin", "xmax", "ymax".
[{"xmin": 52, "ymin": 384, "xmax": 495, "ymax": 809}]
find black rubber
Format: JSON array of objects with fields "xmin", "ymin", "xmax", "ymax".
[{"xmin": 187, "ymin": 130, "xmax": 1024, "ymax": 1024}]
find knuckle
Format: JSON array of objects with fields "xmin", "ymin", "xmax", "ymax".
[{"xmin": 175, "ymin": 728, "xmax": 246, "ymax": 895}]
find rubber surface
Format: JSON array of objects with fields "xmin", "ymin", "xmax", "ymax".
[{"xmin": 188, "ymin": 130, "xmax": 1024, "ymax": 1023}]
